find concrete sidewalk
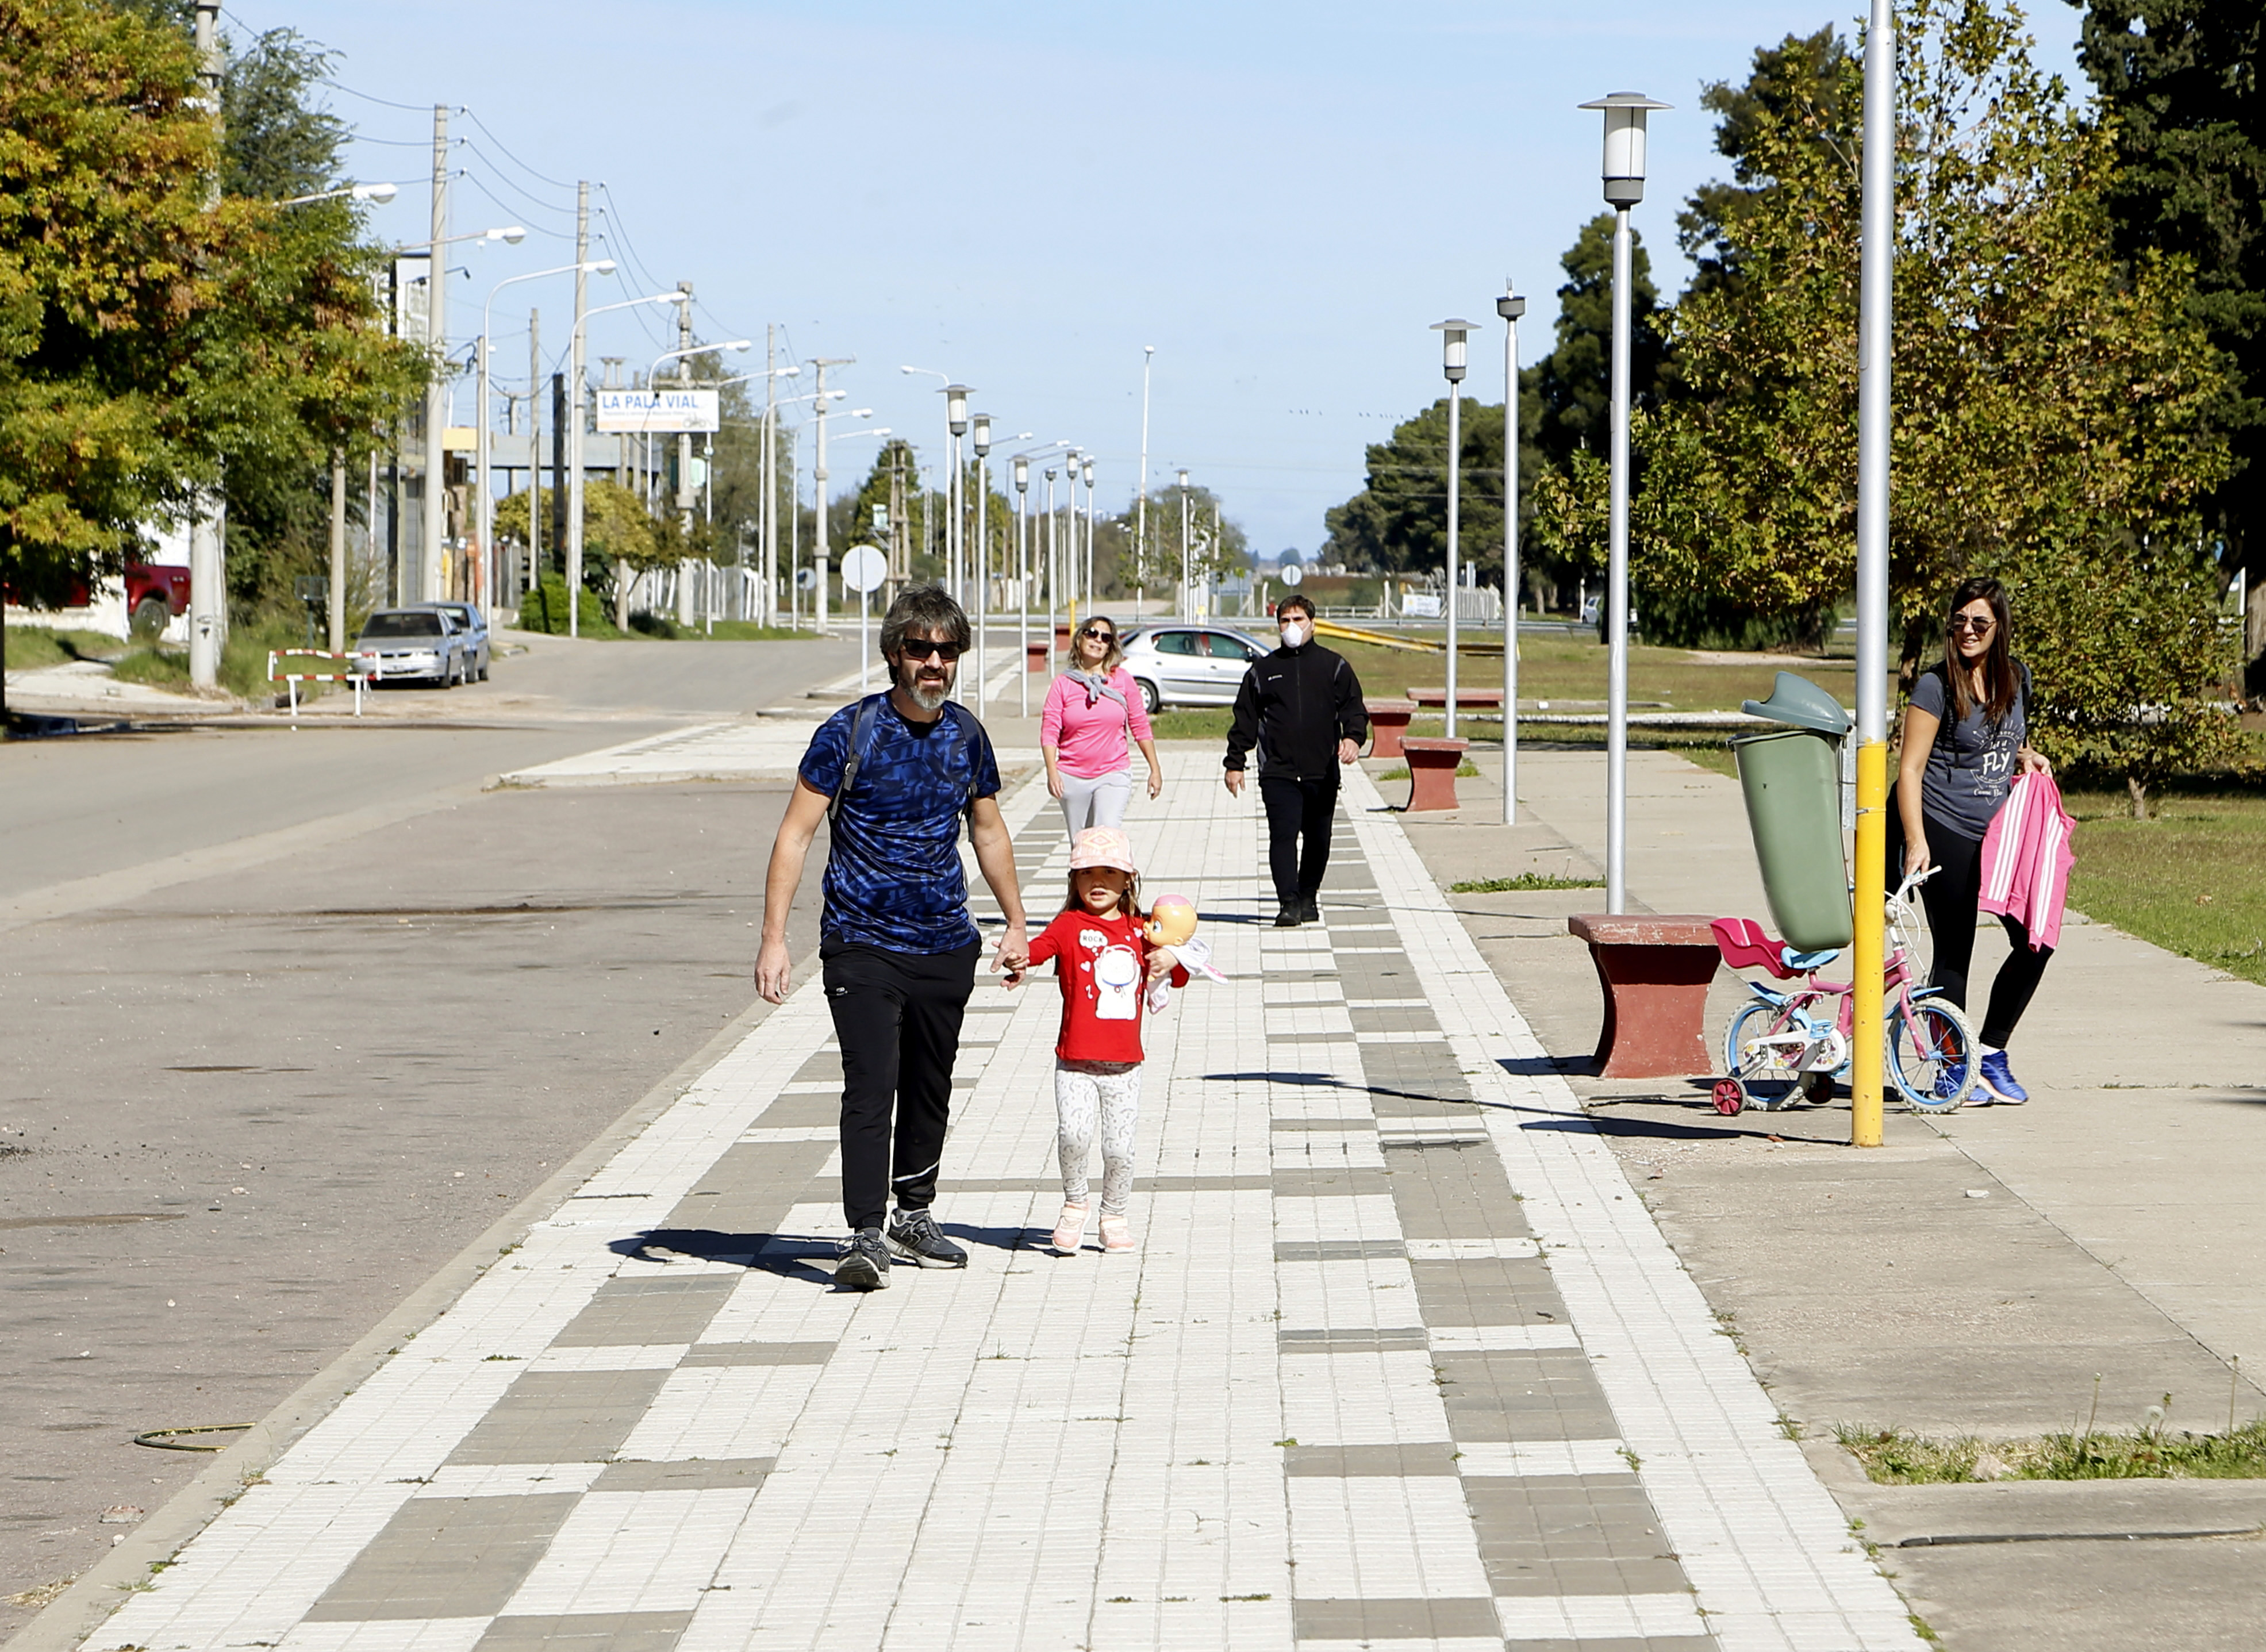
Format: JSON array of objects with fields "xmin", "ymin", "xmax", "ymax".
[
  {"xmin": 1390, "ymin": 746, "xmax": 2266, "ymax": 1651},
  {"xmin": 20, "ymin": 750, "xmax": 1922, "ymax": 1652}
]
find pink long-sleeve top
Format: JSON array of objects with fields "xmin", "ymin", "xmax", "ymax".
[{"xmin": 1040, "ymin": 667, "xmax": 1154, "ymax": 779}]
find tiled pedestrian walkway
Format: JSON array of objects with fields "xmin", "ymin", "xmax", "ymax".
[{"xmin": 87, "ymin": 753, "xmax": 1920, "ymax": 1652}]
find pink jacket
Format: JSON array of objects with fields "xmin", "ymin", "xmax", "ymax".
[
  {"xmin": 1040, "ymin": 668, "xmax": 1153, "ymax": 778},
  {"xmin": 1978, "ymin": 770, "xmax": 2074, "ymax": 951}
]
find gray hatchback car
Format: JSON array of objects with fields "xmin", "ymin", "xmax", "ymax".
[{"xmin": 355, "ymin": 608, "xmax": 467, "ymax": 687}]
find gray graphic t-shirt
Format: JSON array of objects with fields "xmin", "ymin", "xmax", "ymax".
[{"xmin": 1908, "ymin": 664, "xmax": 2025, "ymax": 842}]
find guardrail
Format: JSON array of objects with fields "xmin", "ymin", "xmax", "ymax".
[{"xmin": 267, "ymin": 650, "xmax": 372, "ymax": 718}]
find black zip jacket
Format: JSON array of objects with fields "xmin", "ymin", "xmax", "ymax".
[{"xmin": 1224, "ymin": 640, "xmax": 1368, "ymax": 781}]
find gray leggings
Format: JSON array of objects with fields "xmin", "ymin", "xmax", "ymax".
[{"xmin": 1058, "ymin": 768, "xmax": 1131, "ymax": 834}]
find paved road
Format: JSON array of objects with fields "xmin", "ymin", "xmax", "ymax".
[{"xmin": 0, "ymin": 636, "xmax": 852, "ymax": 1636}]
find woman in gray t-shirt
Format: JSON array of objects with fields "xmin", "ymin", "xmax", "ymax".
[{"xmin": 1892, "ymin": 577, "xmax": 2054, "ymax": 1104}]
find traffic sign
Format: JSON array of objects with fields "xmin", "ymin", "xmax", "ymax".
[
  {"xmin": 840, "ymin": 544, "xmax": 887, "ymax": 594},
  {"xmin": 594, "ymin": 389, "xmax": 720, "ymax": 433},
  {"xmin": 1280, "ymin": 562, "xmax": 1304, "ymax": 587}
]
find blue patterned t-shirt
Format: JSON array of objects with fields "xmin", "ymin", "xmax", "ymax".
[{"xmin": 798, "ymin": 694, "xmax": 1001, "ymax": 954}]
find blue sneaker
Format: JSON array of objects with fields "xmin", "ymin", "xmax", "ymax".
[
  {"xmin": 1976, "ymin": 1051, "xmax": 2029, "ymax": 1104},
  {"xmin": 1933, "ymin": 1058, "xmax": 1969, "ymax": 1102}
]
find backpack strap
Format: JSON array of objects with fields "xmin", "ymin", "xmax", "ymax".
[{"xmin": 826, "ymin": 694, "xmax": 888, "ymax": 827}]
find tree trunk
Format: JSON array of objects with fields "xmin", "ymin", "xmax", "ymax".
[{"xmin": 2128, "ymin": 775, "xmax": 2150, "ymax": 820}]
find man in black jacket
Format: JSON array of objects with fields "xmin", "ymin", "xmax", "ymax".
[{"xmin": 1223, "ymin": 593, "xmax": 1368, "ymax": 927}]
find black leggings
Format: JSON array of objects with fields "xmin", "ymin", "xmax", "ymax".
[
  {"xmin": 821, "ymin": 939, "xmax": 978, "ymax": 1231},
  {"xmin": 1259, "ymin": 775, "xmax": 1339, "ymax": 906},
  {"xmin": 1889, "ymin": 815, "xmax": 2052, "ymax": 1049}
]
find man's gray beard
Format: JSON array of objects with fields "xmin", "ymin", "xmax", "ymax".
[{"xmin": 898, "ymin": 661, "xmax": 951, "ymax": 709}]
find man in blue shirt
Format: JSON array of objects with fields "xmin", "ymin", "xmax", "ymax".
[{"xmin": 756, "ymin": 587, "xmax": 1028, "ymax": 1289}]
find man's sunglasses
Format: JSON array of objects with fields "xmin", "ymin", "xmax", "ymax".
[{"xmin": 896, "ymin": 639, "xmax": 965, "ymax": 662}]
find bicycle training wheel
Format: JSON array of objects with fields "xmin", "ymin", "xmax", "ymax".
[
  {"xmin": 1888, "ymin": 998, "xmax": 1976, "ymax": 1112},
  {"xmin": 1725, "ymin": 1002, "xmax": 1814, "ymax": 1111}
]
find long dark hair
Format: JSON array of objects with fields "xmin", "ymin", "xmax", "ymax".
[
  {"xmin": 1941, "ymin": 576, "xmax": 2018, "ymax": 727},
  {"xmin": 1061, "ymin": 867, "xmax": 1142, "ymax": 920}
]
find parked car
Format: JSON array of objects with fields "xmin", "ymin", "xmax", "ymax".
[
  {"xmin": 355, "ymin": 607, "xmax": 467, "ymax": 687},
  {"xmin": 1117, "ymin": 624, "xmax": 1272, "ymax": 713},
  {"xmin": 410, "ymin": 602, "xmax": 490, "ymax": 681}
]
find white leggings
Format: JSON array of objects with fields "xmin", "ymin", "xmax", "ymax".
[
  {"xmin": 1055, "ymin": 1059, "xmax": 1142, "ymax": 1215},
  {"xmin": 1058, "ymin": 769, "xmax": 1131, "ymax": 834}
]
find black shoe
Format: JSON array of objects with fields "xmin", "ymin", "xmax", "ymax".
[
  {"xmin": 886, "ymin": 1207, "xmax": 967, "ymax": 1269},
  {"xmin": 1273, "ymin": 904, "xmax": 1304, "ymax": 928},
  {"xmin": 1299, "ymin": 894, "xmax": 1322, "ymax": 923},
  {"xmin": 835, "ymin": 1227, "xmax": 893, "ymax": 1290}
]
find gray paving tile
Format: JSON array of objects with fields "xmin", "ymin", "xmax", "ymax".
[
  {"xmin": 593, "ymin": 1457, "xmax": 774, "ymax": 1492},
  {"xmin": 1433, "ymin": 1350, "xmax": 1620, "ymax": 1443},
  {"xmin": 304, "ymin": 1493, "xmax": 578, "ymax": 1620},
  {"xmin": 446, "ymin": 1369, "xmax": 672, "ymax": 1465},
  {"xmin": 474, "ymin": 1611, "xmax": 696, "ymax": 1652},
  {"xmin": 1468, "ymin": 1474, "xmax": 1691, "ymax": 1597},
  {"xmin": 745, "ymin": 1088, "xmax": 839, "ymax": 1128},
  {"xmin": 679, "ymin": 1340, "xmax": 833, "ymax": 1366},
  {"xmin": 552, "ymin": 1276, "xmax": 738, "ymax": 1349},
  {"xmin": 1411, "ymin": 1257, "xmax": 1570, "ymax": 1327},
  {"xmin": 1270, "ymin": 1166, "xmax": 1392, "ymax": 1198},
  {"xmin": 1284, "ymin": 1442, "xmax": 1458, "ymax": 1477},
  {"xmin": 1273, "ymin": 1239, "xmax": 1405, "ymax": 1262},
  {"xmin": 1292, "ymin": 1596, "xmax": 1500, "ymax": 1639},
  {"xmin": 660, "ymin": 1138, "xmax": 835, "ymax": 1234},
  {"xmin": 1272, "ymin": 1117, "xmax": 1377, "ymax": 1132},
  {"xmin": 1386, "ymin": 1139, "xmax": 1533, "ymax": 1242},
  {"xmin": 1279, "ymin": 1327, "xmax": 1430, "ymax": 1353},
  {"xmin": 930, "ymin": 1174, "xmax": 1273, "ymax": 1194}
]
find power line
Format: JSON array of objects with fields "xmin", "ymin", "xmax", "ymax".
[
  {"xmin": 460, "ymin": 140, "xmax": 576, "ymax": 213},
  {"xmin": 459, "ymin": 170, "xmax": 574, "ymax": 239},
  {"xmin": 461, "ymin": 109, "xmax": 578, "ymax": 192}
]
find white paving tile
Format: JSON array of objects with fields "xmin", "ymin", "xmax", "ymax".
[
  {"xmin": 1492, "ymin": 1590, "xmax": 1711, "ymax": 1638},
  {"xmin": 1456, "ymin": 1439, "xmax": 1634, "ymax": 1478},
  {"xmin": 1286, "ymin": 1477, "xmax": 1492, "ymax": 1599}
]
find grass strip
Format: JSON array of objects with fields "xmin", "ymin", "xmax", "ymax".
[
  {"xmin": 1837, "ymin": 1416, "xmax": 2266, "ymax": 1483},
  {"xmin": 1450, "ymin": 873, "xmax": 1606, "ymax": 893}
]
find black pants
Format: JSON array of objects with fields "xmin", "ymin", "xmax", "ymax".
[
  {"xmin": 821, "ymin": 939, "xmax": 978, "ymax": 1231},
  {"xmin": 1259, "ymin": 774, "xmax": 1339, "ymax": 908},
  {"xmin": 1889, "ymin": 814, "xmax": 2053, "ymax": 1049}
]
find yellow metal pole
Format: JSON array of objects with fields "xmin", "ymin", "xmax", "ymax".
[{"xmin": 1850, "ymin": 741, "xmax": 1888, "ymax": 1147}]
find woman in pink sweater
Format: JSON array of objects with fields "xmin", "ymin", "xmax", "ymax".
[{"xmin": 1040, "ymin": 616, "xmax": 1162, "ymax": 832}]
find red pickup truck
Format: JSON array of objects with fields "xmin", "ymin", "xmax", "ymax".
[{"xmin": 7, "ymin": 562, "xmax": 191, "ymax": 631}]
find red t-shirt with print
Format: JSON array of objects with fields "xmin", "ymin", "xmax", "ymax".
[{"xmin": 1025, "ymin": 906, "xmax": 1186, "ymax": 1063}]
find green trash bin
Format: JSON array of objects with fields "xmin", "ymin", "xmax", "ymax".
[{"xmin": 1731, "ymin": 672, "xmax": 1853, "ymax": 951}]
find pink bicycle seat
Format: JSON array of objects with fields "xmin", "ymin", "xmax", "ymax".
[{"xmin": 1712, "ymin": 917, "xmax": 1795, "ymax": 977}]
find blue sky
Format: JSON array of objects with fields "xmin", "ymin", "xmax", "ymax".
[{"xmin": 233, "ymin": 1, "xmax": 2085, "ymax": 556}]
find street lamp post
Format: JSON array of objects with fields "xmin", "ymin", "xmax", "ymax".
[
  {"xmin": 1082, "ymin": 458, "xmax": 1097, "ymax": 623},
  {"xmin": 943, "ymin": 385, "xmax": 970, "ymax": 613},
  {"xmin": 1136, "ymin": 345, "xmax": 1154, "ymax": 618},
  {"xmin": 565, "ymin": 289, "xmax": 681, "ymax": 633},
  {"xmin": 1178, "ymin": 470, "xmax": 1191, "ymax": 622},
  {"xmin": 278, "ymin": 180, "xmax": 398, "ymax": 208},
  {"xmin": 1044, "ymin": 466, "xmax": 1061, "ymax": 671},
  {"xmin": 1579, "ymin": 91, "xmax": 1670, "ymax": 915},
  {"xmin": 1014, "ymin": 454, "xmax": 1031, "ymax": 714},
  {"xmin": 1497, "ymin": 285, "xmax": 1528, "ymax": 825},
  {"xmin": 714, "ymin": 364, "xmax": 800, "ymax": 624},
  {"xmin": 1061, "ymin": 451, "xmax": 1080, "ymax": 624},
  {"xmin": 1432, "ymin": 319, "xmax": 1476, "ymax": 738},
  {"xmin": 481, "ymin": 259, "xmax": 616, "ymax": 623},
  {"xmin": 971, "ymin": 413, "xmax": 992, "ymax": 711}
]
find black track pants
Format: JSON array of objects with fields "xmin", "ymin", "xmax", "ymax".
[
  {"xmin": 1890, "ymin": 814, "xmax": 2053, "ymax": 1049},
  {"xmin": 1259, "ymin": 774, "xmax": 1340, "ymax": 908},
  {"xmin": 821, "ymin": 939, "xmax": 979, "ymax": 1231}
]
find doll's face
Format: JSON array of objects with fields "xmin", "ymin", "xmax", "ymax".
[{"xmin": 1074, "ymin": 867, "xmax": 1129, "ymax": 914}]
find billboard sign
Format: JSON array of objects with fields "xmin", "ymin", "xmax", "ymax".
[{"xmin": 595, "ymin": 389, "xmax": 720, "ymax": 433}]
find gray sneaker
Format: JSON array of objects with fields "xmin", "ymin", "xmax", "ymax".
[
  {"xmin": 835, "ymin": 1227, "xmax": 892, "ymax": 1290},
  {"xmin": 887, "ymin": 1207, "xmax": 968, "ymax": 1269}
]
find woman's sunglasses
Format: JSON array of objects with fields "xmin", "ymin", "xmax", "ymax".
[
  {"xmin": 1947, "ymin": 615, "xmax": 1995, "ymax": 635},
  {"xmin": 1080, "ymin": 627, "xmax": 1115, "ymax": 642}
]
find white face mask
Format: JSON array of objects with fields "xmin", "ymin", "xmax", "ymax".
[{"xmin": 1279, "ymin": 621, "xmax": 1309, "ymax": 648}]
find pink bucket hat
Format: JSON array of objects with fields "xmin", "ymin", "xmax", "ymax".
[{"xmin": 1068, "ymin": 825, "xmax": 1138, "ymax": 873}]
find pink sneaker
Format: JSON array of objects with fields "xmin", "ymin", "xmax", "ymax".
[
  {"xmin": 1099, "ymin": 1213, "xmax": 1135, "ymax": 1253},
  {"xmin": 1051, "ymin": 1202, "xmax": 1088, "ymax": 1255}
]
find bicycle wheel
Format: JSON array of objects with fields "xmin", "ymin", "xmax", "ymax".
[
  {"xmin": 1888, "ymin": 998, "xmax": 1976, "ymax": 1112},
  {"xmin": 1725, "ymin": 1001, "xmax": 1812, "ymax": 1111}
]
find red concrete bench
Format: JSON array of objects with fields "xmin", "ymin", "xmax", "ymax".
[
  {"xmin": 1366, "ymin": 697, "xmax": 1417, "ymax": 759},
  {"xmin": 1401, "ymin": 736, "xmax": 1469, "ymax": 812},
  {"xmin": 1406, "ymin": 686, "xmax": 1506, "ymax": 711},
  {"xmin": 1566, "ymin": 913, "xmax": 1722, "ymax": 1079},
  {"xmin": 1027, "ymin": 640, "xmax": 1051, "ymax": 673}
]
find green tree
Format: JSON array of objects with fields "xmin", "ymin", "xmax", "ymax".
[
  {"xmin": 1620, "ymin": 0, "xmax": 2234, "ymax": 801},
  {"xmin": 1320, "ymin": 399, "xmax": 1509, "ymax": 581},
  {"xmin": 2071, "ymin": 1, "xmax": 2266, "ymax": 665}
]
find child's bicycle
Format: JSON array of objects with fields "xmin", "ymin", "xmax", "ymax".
[{"xmin": 1710, "ymin": 870, "xmax": 1977, "ymax": 1116}]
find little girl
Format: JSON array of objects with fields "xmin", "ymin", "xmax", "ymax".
[{"xmin": 1005, "ymin": 825, "xmax": 1184, "ymax": 1254}]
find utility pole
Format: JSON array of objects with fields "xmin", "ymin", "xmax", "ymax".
[
  {"xmin": 524, "ymin": 312, "xmax": 540, "ymax": 605},
  {"xmin": 420, "ymin": 104, "xmax": 449, "ymax": 604},
  {"xmin": 1136, "ymin": 344, "xmax": 1154, "ymax": 621},
  {"xmin": 1044, "ymin": 467, "xmax": 1059, "ymax": 674},
  {"xmin": 762, "ymin": 324, "xmax": 777, "ymax": 626},
  {"xmin": 186, "ymin": 1, "xmax": 225, "ymax": 690},
  {"xmin": 327, "ymin": 452, "xmax": 347, "ymax": 652},
  {"xmin": 564, "ymin": 181, "xmax": 589, "ymax": 636},
  {"xmin": 675, "ymin": 282, "xmax": 696, "ymax": 626},
  {"xmin": 1498, "ymin": 283, "xmax": 1527, "ymax": 825},
  {"xmin": 811, "ymin": 358, "xmax": 853, "ymax": 633}
]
